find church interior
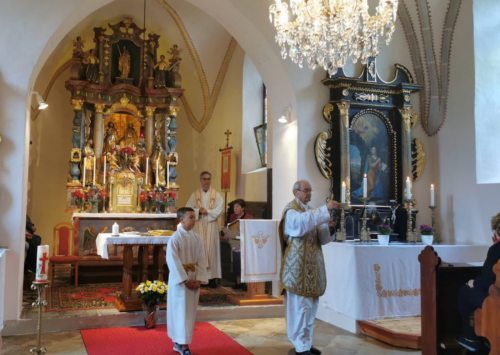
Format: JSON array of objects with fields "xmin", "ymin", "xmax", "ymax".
[{"xmin": 1, "ymin": 0, "xmax": 500, "ymax": 354}]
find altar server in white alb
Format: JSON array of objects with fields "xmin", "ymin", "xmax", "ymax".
[
  {"xmin": 280, "ymin": 180, "xmax": 339, "ymax": 355},
  {"xmin": 186, "ymin": 171, "xmax": 223, "ymax": 287},
  {"xmin": 167, "ymin": 207, "xmax": 209, "ymax": 355}
]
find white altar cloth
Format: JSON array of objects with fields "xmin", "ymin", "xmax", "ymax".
[
  {"xmin": 74, "ymin": 212, "xmax": 177, "ymax": 219},
  {"xmin": 96, "ymin": 233, "xmax": 171, "ymax": 259},
  {"xmin": 317, "ymin": 242, "xmax": 488, "ymax": 331}
]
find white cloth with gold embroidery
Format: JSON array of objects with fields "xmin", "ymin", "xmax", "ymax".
[
  {"xmin": 318, "ymin": 242, "xmax": 489, "ymax": 323},
  {"xmin": 239, "ymin": 219, "xmax": 281, "ymax": 283}
]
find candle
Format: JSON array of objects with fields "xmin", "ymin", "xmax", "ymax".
[
  {"xmin": 35, "ymin": 245, "xmax": 50, "ymax": 281},
  {"xmin": 362, "ymin": 174, "xmax": 367, "ymax": 199},
  {"xmin": 145, "ymin": 157, "xmax": 149, "ymax": 185},
  {"xmin": 156, "ymin": 158, "xmax": 159, "ymax": 187},
  {"xmin": 92, "ymin": 156, "xmax": 96, "ymax": 186},
  {"xmin": 430, "ymin": 184, "xmax": 435, "ymax": 207},
  {"xmin": 341, "ymin": 180, "xmax": 346, "ymax": 203},
  {"xmin": 405, "ymin": 176, "xmax": 412, "ymax": 200},
  {"xmin": 82, "ymin": 157, "xmax": 86, "ymax": 186},
  {"xmin": 167, "ymin": 161, "xmax": 170, "ymax": 188},
  {"xmin": 103, "ymin": 156, "xmax": 107, "ymax": 185}
]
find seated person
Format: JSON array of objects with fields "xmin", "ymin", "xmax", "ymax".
[
  {"xmin": 228, "ymin": 199, "xmax": 253, "ymax": 223},
  {"xmin": 457, "ymin": 212, "xmax": 500, "ymax": 353},
  {"xmin": 25, "ymin": 216, "xmax": 42, "ymax": 274}
]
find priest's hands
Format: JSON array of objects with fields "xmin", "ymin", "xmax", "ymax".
[
  {"xmin": 184, "ymin": 280, "xmax": 201, "ymax": 290},
  {"xmin": 199, "ymin": 207, "xmax": 208, "ymax": 216},
  {"xmin": 326, "ymin": 199, "xmax": 340, "ymax": 211}
]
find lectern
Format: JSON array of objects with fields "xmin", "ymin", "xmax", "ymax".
[{"xmin": 226, "ymin": 220, "xmax": 282, "ymax": 305}]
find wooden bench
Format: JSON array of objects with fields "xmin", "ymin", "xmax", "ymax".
[
  {"xmin": 419, "ymin": 246, "xmax": 482, "ymax": 354},
  {"xmin": 474, "ymin": 260, "xmax": 500, "ymax": 355}
]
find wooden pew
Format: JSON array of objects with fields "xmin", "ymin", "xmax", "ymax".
[
  {"xmin": 474, "ymin": 260, "xmax": 500, "ymax": 355},
  {"xmin": 419, "ymin": 246, "xmax": 482, "ymax": 354}
]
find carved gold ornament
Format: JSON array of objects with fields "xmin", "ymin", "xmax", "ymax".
[
  {"xmin": 322, "ymin": 103, "xmax": 333, "ymax": 123},
  {"xmin": 412, "ymin": 138, "xmax": 426, "ymax": 181},
  {"xmin": 314, "ymin": 131, "xmax": 333, "ymax": 179}
]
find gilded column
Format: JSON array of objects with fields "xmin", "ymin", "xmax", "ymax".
[
  {"xmin": 337, "ymin": 102, "xmax": 351, "ymax": 204},
  {"xmin": 399, "ymin": 107, "xmax": 413, "ymax": 182},
  {"xmin": 145, "ymin": 106, "xmax": 155, "ymax": 156},
  {"xmin": 93, "ymin": 103, "xmax": 106, "ymax": 158},
  {"xmin": 70, "ymin": 99, "xmax": 84, "ymax": 182}
]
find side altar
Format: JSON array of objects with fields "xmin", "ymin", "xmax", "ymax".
[{"xmin": 65, "ymin": 17, "xmax": 183, "ymax": 214}]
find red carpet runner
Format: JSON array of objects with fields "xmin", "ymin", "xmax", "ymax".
[{"xmin": 81, "ymin": 322, "xmax": 252, "ymax": 355}]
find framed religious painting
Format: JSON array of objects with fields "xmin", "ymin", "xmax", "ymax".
[
  {"xmin": 254, "ymin": 123, "xmax": 267, "ymax": 167},
  {"xmin": 314, "ymin": 58, "xmax": 423, "ymax": 240}
]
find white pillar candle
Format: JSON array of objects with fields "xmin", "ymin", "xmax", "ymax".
[
  {"xmin": 103, "ymin": 156, "xmax": 107, "ymax": 185},
  {"xmin": 341, "ymin": 180, "xmax": 346, "ymax": 203},
  {"xmin": 156, "ymin": 158, "xmax": 159, "ymax": 187},
  {"xmin": 35, "ymin": 245, "xmax": 50, "ymax": 281},
  {"xmin": 430, "ymin": 184, "xmax": 435, "ymax": 207},
  {"xmin": 145, "ymin": 157, "xmax": 149, "ymax": 185},
  {"xmin": 92, "ymin": 156, "xmax": 96, "ymax": 186},
  {"xmin": 405, "ymin": 176, "xmax": 412, "ymax": 200},
  {"xmin": 362, "ymin": 174, "xmax": 367, "ymax": 199},
  {"xmin": 82, "ymin": 157, "xmax": 86, "ymax": 186}
]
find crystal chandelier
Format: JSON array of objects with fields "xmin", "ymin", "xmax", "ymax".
[{"xmin": 269, "ymin": 0, "xmax": 399, "ymax": 75}]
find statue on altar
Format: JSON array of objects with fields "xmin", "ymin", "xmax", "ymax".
[
  {"xmin": 83, "ymin": 49, "xmax": 99, "ymax": 83},
  {"xmin": 103, "ymin": 122, "xmax": 118, "ymax": 153},
  {"xmin": 118, "ymin": 46, "xmax": 131, "ymax": 79},
  {"xmin": 83, "ymin": 139, "xmax": 95, "ymax": 185},
  {"xmin": 151, "ymin": 136, "xmax": 168, "ymax": 187}
]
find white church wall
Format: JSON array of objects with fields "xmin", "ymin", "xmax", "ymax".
[
  {"xmin": 439, "ymin": 0, "xmax": 500, "ymax": 244},
  {"xmin": 474, "ymin": 0, "xmax": 500, "ymax": 184}
]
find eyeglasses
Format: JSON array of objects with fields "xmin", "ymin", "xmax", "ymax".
[{"xmin": 297, "ymin": 188, "xmax": 312, "ymax": 193}]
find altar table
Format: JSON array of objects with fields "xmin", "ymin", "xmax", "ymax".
[
  {"xmin": 96, "ymin": 233, "xmax": 171, "ymax": 311},
  {"xmin": 317, "ymin": 241, "xmax": 489, "ymax": 333}
]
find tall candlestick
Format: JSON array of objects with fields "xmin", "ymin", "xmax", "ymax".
[
  {"xmin": 103, "ymin": 156, "xmax": 107, "ymax": 185},
  {"xmin": 35, "ymin": 245, "xmax": 50, "ymax": 281},
  {"xmin": 156, "ymin": 158, "xmax": 159, "ymax": 187},
  {"xmin": 430, "ymin": 184, "xmax": 435, "ymax": 207},
  {"xmin": 405, "ymin": 176, "xmax": 412, "ymax": 200},
  {"xmin": 145, "ymin": 157, "xmax": 149, "ymax": 185},
  {"xmin": 362, "ymin": 174, "xmax": 367, "ymax": 199},
  {"xmin": 92, "ymin": 156, "xmax": 96, "ymax": 186},
  {"xmin": 341, "ymin": 181, "xmax": 346, "ymax": 203},
  {"xmin": 82, "ymin": 157, "xmax": 86, "ymax": 186}
]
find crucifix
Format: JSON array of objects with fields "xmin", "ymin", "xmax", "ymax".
[
  {"xmin": 38, "ymin": 252, "xmax": 49, "ymax": 274},
  {"xmin": 224, "ymin": 129, "xmax": 232, "ymax": 149}
]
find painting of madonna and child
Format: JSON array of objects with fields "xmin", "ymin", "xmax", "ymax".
[{"xmin": 350, "ymin": 111, "xmax": 392, "ymax": 206}]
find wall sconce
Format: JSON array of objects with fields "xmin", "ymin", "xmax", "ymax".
[
  {"xmin": 33, "ymin": 91, "xmax": 48, "ymax": 110},
  {"xmin": 278, "ymin": 106, "xmax": 292, "ymax": 124}
]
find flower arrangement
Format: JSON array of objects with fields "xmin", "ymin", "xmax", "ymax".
[
  {"xmin": 136, "ymin": 280, "xmax": 168, "ymax": 307},
  {"xmin": 419, "ymin": 224, "xmax": 433, "ymax": 235},
  {"xmin": 71, "ymin": 188, "xmax": 87, "ymax": 207},
  {"xmin": 378, "ymin": 224, "xmax": 392, "ymax": 235}
]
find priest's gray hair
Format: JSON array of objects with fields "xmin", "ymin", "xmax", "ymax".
[{"xmin": 293, "ymin": 180, "xmax": 309, "ymax": 192}]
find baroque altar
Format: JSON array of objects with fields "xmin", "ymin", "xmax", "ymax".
[{"xmin": 65, "ymin": 17, "xmax": 183, "ymax": 213}]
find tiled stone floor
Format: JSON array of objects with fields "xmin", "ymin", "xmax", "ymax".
[{"xmin": 2, "ymin": 317, "xmax": 420, "ymax": 354}]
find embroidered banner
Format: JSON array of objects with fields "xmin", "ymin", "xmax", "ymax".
[{"xmin": 220, "ymin": 147, "xmax": 232, "ymax": 192}]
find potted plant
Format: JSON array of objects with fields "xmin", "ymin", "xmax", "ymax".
[
  {"xmin": 135, "ymin": 280, "xmax": 168, "ymax": 328},
  {"xmin": 377, "ymin": 224, "xmax": 392, "ymax": 245},
  {"xmin": 419, "ymin": 224, "xmax": 434, "ymax": 245}
]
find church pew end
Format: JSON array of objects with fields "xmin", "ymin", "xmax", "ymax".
[{"xmin": 474, "ymin": 260, "xmax": 500, "ymax": 355}]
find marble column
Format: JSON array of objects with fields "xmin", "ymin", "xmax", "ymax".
[
  {"xmin": 70, "ymin": 99, "xmax": 84, "ymax": 182},
  {"xmin": 93, "ymin": 103, "xmax": 106, "ymax": 158},
  {"xmin": 145, "ymin": 106, "xmax": 155, "ymax": 156},
  {"xmin": 399, "ymin": 107, "xmax": 413, "ymax": 184},
  {"xmin": 337, "ymin": 102, "xmax": 351, "ymax": 204}
]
